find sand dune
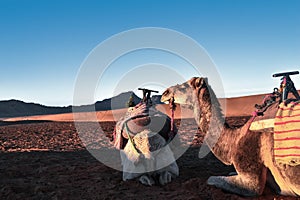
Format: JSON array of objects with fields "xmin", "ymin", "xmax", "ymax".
[{"xmin": 3, "ymin": 104, "xmax": 193, "ymax": 122}]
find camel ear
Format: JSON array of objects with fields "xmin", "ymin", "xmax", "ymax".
[
  {"xmin": 191, "ymin": 77, "xmax": 207, "ymax": 88},
  {"xmin": 190, "ymin": 77, "xmax": 201, "ymax": 88},
  {"xmin": 203, "ymin": 77, "xmax": 208, "ymax": 85}
]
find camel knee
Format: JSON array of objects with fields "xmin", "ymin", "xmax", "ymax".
[{"xmin": 207, "ymin": 175, "xmax": 264, "ymax": 197}]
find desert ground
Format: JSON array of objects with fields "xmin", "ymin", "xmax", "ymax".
[{"xmin": 1, "ymin": 99, "xmax": 299, "ymax": 199}]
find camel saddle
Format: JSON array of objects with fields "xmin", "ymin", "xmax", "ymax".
[
  {"xmin": 113, "ymin": 103, "xmax": 176, "ymax": 150},
  {"xmin": 250, "ymin": 100, "xmax": 300, "ymax": 166}
]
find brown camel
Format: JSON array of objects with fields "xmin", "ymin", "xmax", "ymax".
[{"xmin": 161, "ymin": 77, "xmax": 300, "ymax": 197}]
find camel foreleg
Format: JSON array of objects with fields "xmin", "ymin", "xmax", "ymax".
[{"xmin": 207, "ymin": 171, "xmax": 266, "ymax": 197}]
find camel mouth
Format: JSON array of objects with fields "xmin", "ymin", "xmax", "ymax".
[
  {"xmin": 160, "ymin": 95, "xmax": 174, "ymax": 103},
  {"xmin": 160, "ymin": 96, "xmax": 171, "ymax": 103}
]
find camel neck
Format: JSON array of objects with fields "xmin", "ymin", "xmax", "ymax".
[{"xmin": 193, "ymin": 89, "xmax": 236, "ymax": 165}]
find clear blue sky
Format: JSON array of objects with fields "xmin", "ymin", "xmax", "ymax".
[{"xmin": 1, "ymin": 0, "xmax": 299, "ymax": 106}]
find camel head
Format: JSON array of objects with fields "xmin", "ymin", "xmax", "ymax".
[{"xmin": 161, "ymin": 77, "xmax": 209, "ymax": 106}]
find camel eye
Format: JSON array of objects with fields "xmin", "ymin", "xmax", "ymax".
[
  {"xmin": 181, "ymin": 83, "xmax": 189, "ymax": 88},
  {"xmin": 162, "ymin": 90, "xmax": 170, "ymax": 96}
]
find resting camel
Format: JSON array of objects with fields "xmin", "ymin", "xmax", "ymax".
[
  {"xmin": 161, "ymin": 77, "xmax": 300, "ymax": 197},
  {"xmin": 113, "ymin": 103, "xmax": 179, "ymax": 186}
]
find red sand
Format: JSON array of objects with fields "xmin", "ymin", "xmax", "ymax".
[{"xmin": 0, "ymin": 118, "xmax": 298, "ymax": 199}]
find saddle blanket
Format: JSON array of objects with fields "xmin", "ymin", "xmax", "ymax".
[{"xmin": 274, "ymin": 101, "xmax": 300, "ymax": 166}]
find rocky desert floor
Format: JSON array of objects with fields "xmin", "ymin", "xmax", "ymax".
[{"xmin": 0, "ymin": 117, "xmax": 299, "ymax": 200}]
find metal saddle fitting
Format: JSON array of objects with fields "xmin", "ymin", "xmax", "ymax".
[
  {"xmin": 272, "ymin": 70, "xmax": 300, "ymax": 101},
  {"xmin": 254, "ymin": 70, "xmax": 300, "ymax": 116},
  {"xmin": 254, "ymin": 89, "xmax": 281, "ymax": 116},
  {"xmin": 138, "ymin": 88, "xmax": 159, "ymax": 106}
]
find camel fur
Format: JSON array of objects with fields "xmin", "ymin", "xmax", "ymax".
[{"xmin": 161, "ymin": 77, "xmax": 300, "ymax": 197}]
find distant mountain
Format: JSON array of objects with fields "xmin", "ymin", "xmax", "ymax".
[
  {"xmin": 96, "ymin": 91, "xmax": 141, "ymax": 110},
  {"xmin": 0, "ymin": 91, "xmax": 143, "ymax": 118},
  {"xmin": 0, "ymin": 100, "xmax": 71, "ymax": 118},
  {"xmin": 72, "ymin": 91, "xmax": 142, "ymax": 113}
]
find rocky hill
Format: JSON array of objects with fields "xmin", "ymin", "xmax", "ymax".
[
  {"xmin": 0, "ymin": 100, "xmax": 71, "ymax": 118},
  {"xmin": 0, "ymin": 91, "xmax": 142, "ymax": 118}
]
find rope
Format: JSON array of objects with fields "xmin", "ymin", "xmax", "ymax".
[
  {"xmin": 169, "ymin": 97, "xmax": 176, "ymax": 139},
  {"xmin": 121, "ymin": 99, "xmax": 177, "ymax": 151},
  {"xmin": 171, "ymin": 108, "xmax": 174, "ymax": 132},
  {"xmin": 124, "ymin": 121, "xmax": 140, "ymax": 154},
  {"xmin": 247, "ymin": 91, "xmax": 280, "ymax": 133},
  {"xmin": 244, "ymin": 111, "xmax": 258, "ymax": 133}
]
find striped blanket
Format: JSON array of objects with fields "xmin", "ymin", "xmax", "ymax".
[{"xmin": 274, "ymin": 101, "xmax": 300, "ymax": 166}]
